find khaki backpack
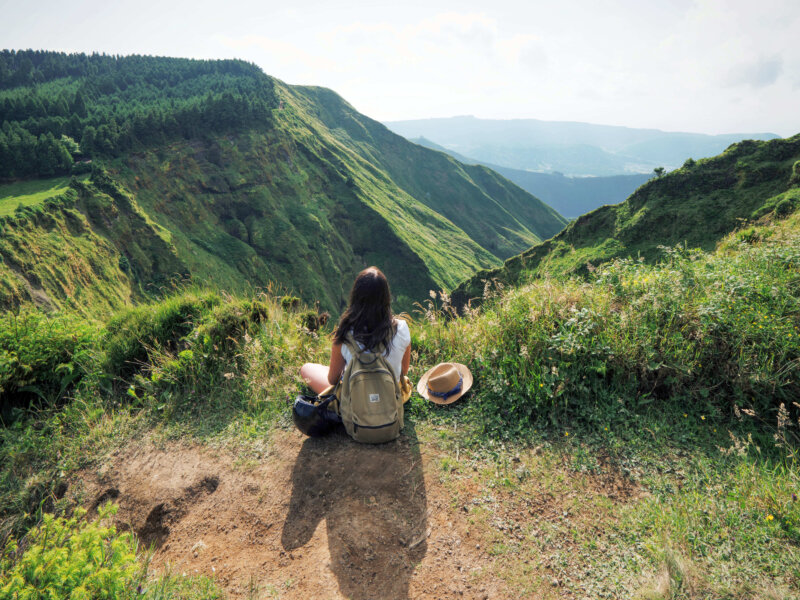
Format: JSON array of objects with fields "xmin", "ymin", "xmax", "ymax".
[{"xmin": 338, "ymin": 333, "xmax": 403, "ymax": 443}]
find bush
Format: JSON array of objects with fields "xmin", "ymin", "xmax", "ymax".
[
  {"xmin": 790, "ymin": 160, "xmax": 800, "ymax": 186},
  {"xmin": 280, "ymin": 295, "xmax": 300, "ymax": 310},
  {"xmin": 0, "ymin": 505, "xmax": 141, "ymax": 599},
  {"xmin": 0, "ymin": 310, "xmax": 97, "ymax": 413},
  {"xmin": 102, "ymin": 291, "xmax": 220, "ymax": 379},
  {"xmin": 775, "ymin": 197, "xmax": 797, "ymax": 218},
  {"xmin": 0, "ymin": 504, "xmax": 224, "ymax": 599},
  {"xmin": 195, "ymin": 298, "xmax": 271, "ymax": 351}
]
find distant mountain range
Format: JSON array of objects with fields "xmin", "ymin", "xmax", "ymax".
[
  {"xmin": 386, "ymin": 116, "xmax": 780, "ymax": 177},
  {"xmin": 410, "ymin": 136, "xmax": 652, "ymax": 219}
]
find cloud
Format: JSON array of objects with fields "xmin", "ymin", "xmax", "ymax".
[
  {"xmin": 495, "ymin": 34, "xmax": 547, "ymax": 71},
  {"xmin": 213, "ymin": 34, "xmax": 337, "ymax": 71},
  {"xmin": 724, "ymin": 55, "xmax": 784, "ymax": 88},
  {"xmin": 411, "ymin": 12, "xmax": 497, "ymax": 49}
]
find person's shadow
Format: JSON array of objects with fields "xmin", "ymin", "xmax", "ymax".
[{"xmin": 282, "ymin": 421, "xmax": 428, "ymax": 600}]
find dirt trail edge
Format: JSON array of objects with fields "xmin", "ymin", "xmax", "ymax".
[{"xmin": 77, "ymin": 424, "xmax": 503, "ymax": 600}]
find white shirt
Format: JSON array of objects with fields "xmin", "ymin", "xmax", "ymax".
[{"xmin": 340, "ymin": 319, "xmax": 410, "ymax": 382}]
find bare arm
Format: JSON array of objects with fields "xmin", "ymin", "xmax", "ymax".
[
  {"xmin": 327, "ymin": 342, "xmax": 346, "ymax": 385},
  {"xmin": 401, "ymin": 344, "xmax": 411, "ymax": 377}
]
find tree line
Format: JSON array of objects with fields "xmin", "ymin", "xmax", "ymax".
[{"xmin": 0, "ymin": 51, "xmax": 277, "ymax": 179}]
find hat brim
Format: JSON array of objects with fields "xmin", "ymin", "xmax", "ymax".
[{"xmin": 416, "ymin": 362, "xmax": 473, "ymax": 405}]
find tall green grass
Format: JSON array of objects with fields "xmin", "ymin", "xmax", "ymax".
[{"xmin": 411, "ymin": 211, "xmax": 800, "ymax": 444}]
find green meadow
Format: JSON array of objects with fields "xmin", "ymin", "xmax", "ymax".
[{"xmin": 0, "ymin": 175, "xmax": 89, "ymax": 217}]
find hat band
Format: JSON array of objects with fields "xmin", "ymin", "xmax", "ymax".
[{"xmin": 428, "ymin": 376, "xmax": 463, "ymax": 400}]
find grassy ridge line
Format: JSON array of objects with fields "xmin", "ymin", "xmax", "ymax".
[
  {"xmin": 276, "ymin": 82, "xmax": 502, "ymax": 290},
  {"xmin": 453, "ymin": 134, "xmax": 800, "ymax": 306},
  {"xmin": 287, "ymin": 84, "xmax": 567, "ymax": 256}
]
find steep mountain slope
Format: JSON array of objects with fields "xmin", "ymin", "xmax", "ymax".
[
  {"xmin": 281, "ymin": 86, "xmax": 566, "ymax": 254},
  {"xmin": 411, "ymin": 136, "xmax": 652, "ymax": 218},
  {"xmin": 0, "ymin": 174, "xmax": 186, "ymax": 316},
  {"xmin": 386, "ymin": 115, "xmax": 779, "ymax": 176},
  {"xmin": 453, "ymin": 134, "xmax": 800, "ymax": 305},
  {"xmin": 0, "ymin": 51, "xmax": 566, "ymax": 314}
]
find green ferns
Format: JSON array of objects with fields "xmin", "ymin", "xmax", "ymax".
[{"xmin": 0, "ymin": 310, "xmax": 97, "ymax": 413}]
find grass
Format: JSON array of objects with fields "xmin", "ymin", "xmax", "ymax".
[
  {"xmin": 0, "ymin": 175, "xmax": 89, "ymax": 216},
  {"xmin": 1, "ymin": 207, "xmax": 799, "ymax": 597}
]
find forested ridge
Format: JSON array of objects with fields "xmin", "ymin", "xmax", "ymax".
[{"xmin": 0, "ymin": 50, "xmax": 277, "ymax": 178}]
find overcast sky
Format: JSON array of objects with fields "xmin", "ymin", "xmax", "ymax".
[{"xmin": 3, "ymin": 0, "xmax": 799, "ymax": 136}]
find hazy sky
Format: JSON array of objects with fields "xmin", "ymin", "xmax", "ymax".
[{"xmin": 3, "ymin": 0, "xmax": 799, "ymax": 136}]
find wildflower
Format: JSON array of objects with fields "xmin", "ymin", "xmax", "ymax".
[
  {"xmin": 539, "ymin": 383, "xmax": 544, "ymax": 387},
  {"xmin": 701, "ymin": 415, "xmax": 706, "ymax": 420},
  {"xmin": 604, "ymin": 427, "xmax": 609, "ymax": 431},
  {"xmin": 564, "ymin": 431, "xmax": 569, "ymax": 437},
  {"xmin": 683, "ymin": 413, "xmax": 688, "ymax": 418},
  {"xmin": 766, "ymin": 514, "xmax": 774, "ymax": 522},
  {"xmin": 792, "ymin": 493, "xmax": 797, "ymax": 502}
]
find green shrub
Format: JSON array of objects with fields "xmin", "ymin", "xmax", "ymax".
[
  {"xmin": 0, "ymin": 505, "xmax": 141, "ymax": 599},
  {"xmin": 280, "ymin": 295, "xmax": 300, "ymax": 310},
  {"xmin": 0, "ymin": 310, "xmax": 97, "ymax": 412},
  {"xmin": 195, "ymin": 298, "xmax": 271, "ymax": 351},
  {"xmin": 790, "ymin": 160, "xmax": 800, "ymax": 186},
  {"xmin": 0, "ymin": 504, "xmax": 224, "ymax": 599},
  {"xmin": 102, "ymin": 291, "xmax": 221, "ymax": 379},
  {"xmin": 735, "ymin": 226, "xmax": 760, "ymax": 244},
  {"xmin": 775, "ymin": 196, "xmax": 797, "ymax": 218}
]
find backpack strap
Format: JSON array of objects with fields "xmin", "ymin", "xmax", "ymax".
[
  {"xmin": 345, "ymin": 332, "xmax": 385, "ymax": 363},
  {"xmin": 344, "ymin": 332, "xmax": 399, "ymax": 382}
]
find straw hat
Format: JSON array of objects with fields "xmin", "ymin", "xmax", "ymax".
[{"xmin": 416, "ymin": 362, "xmax": 473, "ymax": 405}]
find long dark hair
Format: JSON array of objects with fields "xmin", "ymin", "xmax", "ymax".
[{"xmin": 334, "ymin": 267, "xmax": 395, "ymax": 351}]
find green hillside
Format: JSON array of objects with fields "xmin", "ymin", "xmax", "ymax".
[
  {"xmin": 288, "ymin": 86, "xmax": 566, "ymax": 254},
  {"xmin": 453, "ymin": 134, "xmax": 800, "ymax": 306},
  {"xmin": 0, "ymin": 173, "xmax": 185, "ymax": 316},
  {"xmin": 0, "ymin": 50, "xmax": 567, "ymax": 315}
]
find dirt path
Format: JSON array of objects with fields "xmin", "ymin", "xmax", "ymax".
[{"xmin": 77, "ymin": 425, "xmax": 503, "ymax": 599}]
